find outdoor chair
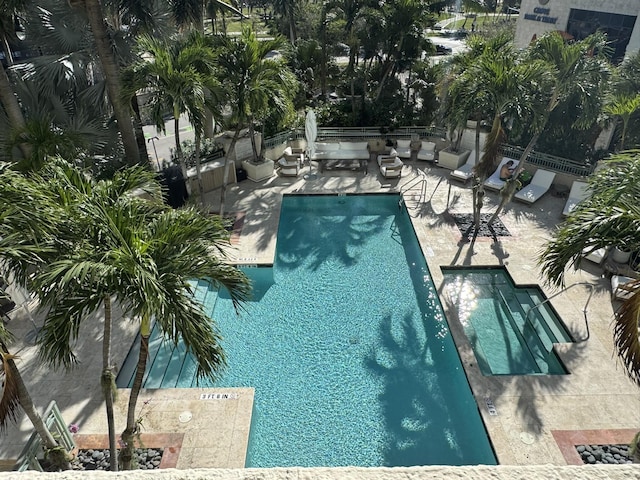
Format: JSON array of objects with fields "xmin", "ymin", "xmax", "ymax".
[
  {"xmin": 562, "ymin": 180, "xmax": 590, "ymax": 216},
  {"xmin": 484, "ymin": 157, "xmax": 520, "ymax": 191},
  {"xmin": 395, "ymin": 140, "xmax": 412, "ymax": 160},
  {"xmin": 416, "ymin": 141, "xmax": 436, "ymax": 162},
  {"xmin": 514, "ymin": 169, "xmax": 556, "ymax": 204},
  {"xmin": 611, "ymin": 275, "xmax": 638, "ymax": 300},
  {"xmin": 450, "ymin": 150, "xmax": 481, "ymax": 183}
]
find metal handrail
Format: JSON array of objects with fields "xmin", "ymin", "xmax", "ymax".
[{"xmin": 524, "ymin": 282, "xmax": 595, "ymax": 342}]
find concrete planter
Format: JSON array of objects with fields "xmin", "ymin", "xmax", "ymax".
[
  {"xmin": 242, "ymin": 159, "xmax": 275, "ymax": 182},
  {"xmin": 438, "ymin": 149, "xmax": 470, "ymax": 170},
  {"xmin": 611, "ymin": 247, "xmax": 632, "ymax": 264}
]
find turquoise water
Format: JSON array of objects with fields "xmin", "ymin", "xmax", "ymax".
[
  {"xmin": 442, "ymin": 268, "xmax": 573, "ymax": 376},
  {"xmin": 118, "ymin": 194, "xmax": 496, "ymax": 467}
]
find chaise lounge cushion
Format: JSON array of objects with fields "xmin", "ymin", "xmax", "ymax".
[
  {"xmin": 395, "ymin": 140, "xmax": 412, "ymax": 159},
  {"xmin": 484, "ymin": 157, "xmax": 519, "ymax": 191},
  {"xmin": 311, "ymin": 142, "xmax": 369, "ymax": 161}
]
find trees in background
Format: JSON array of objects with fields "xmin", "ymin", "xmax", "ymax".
[
  {"xmin": 215, "ymin": 26, "xmax": 297, "ymax": 215},
  {"xmin": 123, "ymin": 31, "xmax": 222, "ymax": 200},
  {"xmin": 487, "ymin": 32, "xmax": 611, "ymax": 225}
]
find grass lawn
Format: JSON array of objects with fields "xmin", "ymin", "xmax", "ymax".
[{"xmin": 447, "ymin": 14, "xmax": 516, "ymax": 31}]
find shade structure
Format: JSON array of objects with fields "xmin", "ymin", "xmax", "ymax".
[{"xmin": 305, "ymin": 109, "xmax": 317, "ymax": 160}]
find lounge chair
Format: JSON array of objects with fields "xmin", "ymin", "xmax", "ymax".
[
  {"xmin": 395, "ymin": 139, "xmax": 412, "ymax": 160},
  {"xmin": 611, "ymin": 275, "xmax": 638, "ymax": 300},
  {"xmin": 277, "ymin": 147, "xmax": 303, "ymax": 176},
  {"xmin": 484, "ymin": 157, "xmax": 519, "ymax": 191},
  {"xmin": 378, "ymin": 150, "xmax": 403, "ymax": 178},
  {"xmin": 582, "ymin": 245, "xmax": 608, "ymax": 265},
  {"xmin": 514, "ymin": 169, "xmax": 556, "ymax": 204},
  {"xmin": 277, "ymin": 157, "xmax": 300, "ymax": 176},
  {"xmin": 562, "ymin": 181, "xmax": 590, "ymax": 216},
  {"xmin": 416, "ymin": 141, "xmax": 436, "ymax": 162},
  {"xmin": 450, "ymin": 150, "xmax": 482, "ymax": 183}
]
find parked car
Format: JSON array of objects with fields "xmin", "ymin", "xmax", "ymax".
[{"xmin": 434, "ymin": 44, "xmax": 452, "ymax": 55}]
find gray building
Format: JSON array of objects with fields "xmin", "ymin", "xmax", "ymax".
[{"xmin": 514, "ymin": 0, "xmax": 640, "ymax": 62}]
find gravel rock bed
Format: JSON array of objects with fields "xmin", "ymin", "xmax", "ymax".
[
  {"xmin": 576, "ymin": 444, "xmax": 632, "ymax": 464},
  {"xmin": 449, "ymin": 213, "xmax": 511, "ymax": 239},
  {"xmin": 71, "ymin": 448, "xmax": 163, "ymax": 470}
]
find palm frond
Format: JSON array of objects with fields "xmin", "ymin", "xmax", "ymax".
[
  {"xmin": 612, "ymin": 281, "xmax": 640, "ymax": 386},
  {"xmin": 0, "ymin": 348, "xmax": 21, "ymax": 433}
]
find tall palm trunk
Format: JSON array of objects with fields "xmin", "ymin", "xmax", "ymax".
[
  {"xmin": 121, "ymin": 314, "xmax": 152, "ymax": 470},
  {"xmin": 0, "ymin": 64, "xmax": 31, "ymax": 159},
  {"xmin": 131, "ymin": 96, "xmax": 150, "ymax": 166},
  {"xmin": 173, "ymin": 112, "xmax": 190, "ymax": 195},
  {"xmin": 1, "ymin": 343, "xmax": 71, "ymax": 470},
  {"xmin": 219, "ymin": 128, "xmax": 241, "ymax": 217},
  {"xmin": 100, "ymin": 295, "xmax": 118, "ymax": 471},
  {"xmin": 79, "ymin": 0, "xmax": 141, "ymax": 166},
  {"xmin": 194, "ymin": 131, "xmax": 204, "ymax": 205},
  {"xmin": 487, "ymin": 131, "xmax": 541, "ymax": 227},
  {"xmin": 473, "ymin": 112, "xmax": 505, "ymax": 231}
]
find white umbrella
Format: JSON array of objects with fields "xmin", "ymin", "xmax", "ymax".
[{"xmin": 305, "ymin": 109, "xmax": 317, "ymax": 179}]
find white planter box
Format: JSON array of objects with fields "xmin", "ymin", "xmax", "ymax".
[
  {"xmin": 242, "ymin": 159, "xmax": 274, "ymax": 182},
  {"xmin": 438, "ymin": 149, "xmax": 470, "ymax": 170}
]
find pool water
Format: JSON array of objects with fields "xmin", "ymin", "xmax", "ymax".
[
  {"xmin": 117, "ymin": 194, "xmax": 496, "ymax": 467},
  {"xmin": 442, "ymin": 268, "xmax": 573, "ymax": 376}
]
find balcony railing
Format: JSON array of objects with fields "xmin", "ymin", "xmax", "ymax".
[{"xmin": 200, "ymin": 127, "xmax": 595, "ymax": 178}]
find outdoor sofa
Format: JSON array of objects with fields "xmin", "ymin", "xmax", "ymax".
[{"xmin": 311, "ymin": 141, "xmax": 370, "ymax": 172}]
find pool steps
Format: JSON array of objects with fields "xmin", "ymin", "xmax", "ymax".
[{"xmin": 116, "ymin": 279, "xmax": 219, "ymax": 388}]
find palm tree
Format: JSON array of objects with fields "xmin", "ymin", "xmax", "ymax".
[
  {"xmin": 271, "ymin": 0, "xmax": 297, "ymax": 43},
  {"xmin": 0, "ymin": 338, "xmax": 72, "ymax": 470},
  {"xmin": 604, "ymin": 94, "xmax": 640, "ymax": 151},
  {"xmin": 123, "ymin": 31, "xmax": 222, "ymax": 200},
  {"xmin": 0, "ymin": 160, "xmax": 250, "ymax": 470},
  {"xmin": 487, "ymin": 32, "xmax": 611, "ymax": 226},
  {"xmin": 216, "ymin": 26, "xmax": 297, "ymax": 216},
  {"xmin": 171, "ymin": 0, "xmax": 243, "ymax": 31},
  {"xmin": 67, "ymin": 0, "xmax": 141, "ymax": 165},
  {"xmin": 447, "ymin": 41, "xmax": 548, "ymax": 233},
  {"xmin": 0, "ymin": 0, "xmax": 30, "ymax": 159},
  {"xmin": 539, "ymin": 150, "xmax": 640, "ymax": 390}
]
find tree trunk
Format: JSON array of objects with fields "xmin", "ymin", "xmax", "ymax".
[
  {"xmin": 81, "ymin": 0, "xmax": 141, "ymax": 166},
  {"xmin": 219, "ymin": 128, "xmax": 241, "ymax": 217},
  {"xmin": 194, "ymin": 131, "xmax": 204, "ymax": 206},
  {"xmin": 173, "ymin": 113, "xmax": 190, "ymax": 195},
  {"xmin": 0, "ymin": 63, "xmax": 30, "ymax": 160},
  {"xmin": 487, "ymin": 131, "xmax": 541, "ymax": 227},
  {"xmin": 121, "ymin": 315, "xmax": 151, "ymax": 470},
  {"xmin": 101, "ymin": 295, "xmax": 118, "ymax": 471},
  {"xmin": 1, "ymin": 343, "xmax": 71, "ymax": 470},
  {"xmin": 131, "ymin": 95, "xmax": 149, "ymax": 166}
]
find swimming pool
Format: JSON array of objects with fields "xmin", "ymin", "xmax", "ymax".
[
  {"xmin": 117, "ymin": 194, "xmax": 496, "ymax": 467},
  {"xmin": 442, "ymin": 267, "xmax": 573, "ymax": 376}
]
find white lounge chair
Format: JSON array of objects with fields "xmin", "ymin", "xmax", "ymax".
[
  {"xmin": 416, "ymin": 141, "xmax": 436, "ymax": 162},
  {"xmin": 484, "ymin": 157, "xmax": 519, "ymax": 191},
  {"xmin": 450, "ymin": 150, "xmax": 482, "ymax": 183},
  {"xmin": 562, "ymin": 181, "xmax": 590, "ymax": 216},
  {"xmin": 582, "ymin": 245, "xmax": 608, "ymax": 265},
  {"xmin": 611, "ymin": 275, "xmax": 638, "ymax": 300},
  {"xmin": 395, "ymin": 139, "xmax": 412, "ymax": 160},
  {"xmin": 514, "ymin": 169, "xmax": 556, "ymax": 204}
]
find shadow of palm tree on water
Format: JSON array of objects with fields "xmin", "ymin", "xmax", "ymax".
[{"xmin": 365, "ymin": 309, "xmax": 496, "ymax": 466}]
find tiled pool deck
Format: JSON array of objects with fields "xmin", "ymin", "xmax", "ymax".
[{"xmin": 1, "ymin": 157, "xmax": 639, "ymax": 474}]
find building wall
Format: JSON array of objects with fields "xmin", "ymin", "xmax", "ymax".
[{"xmin": 515, "ymin": 0, "xmax": 640, "ymax": 59}]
